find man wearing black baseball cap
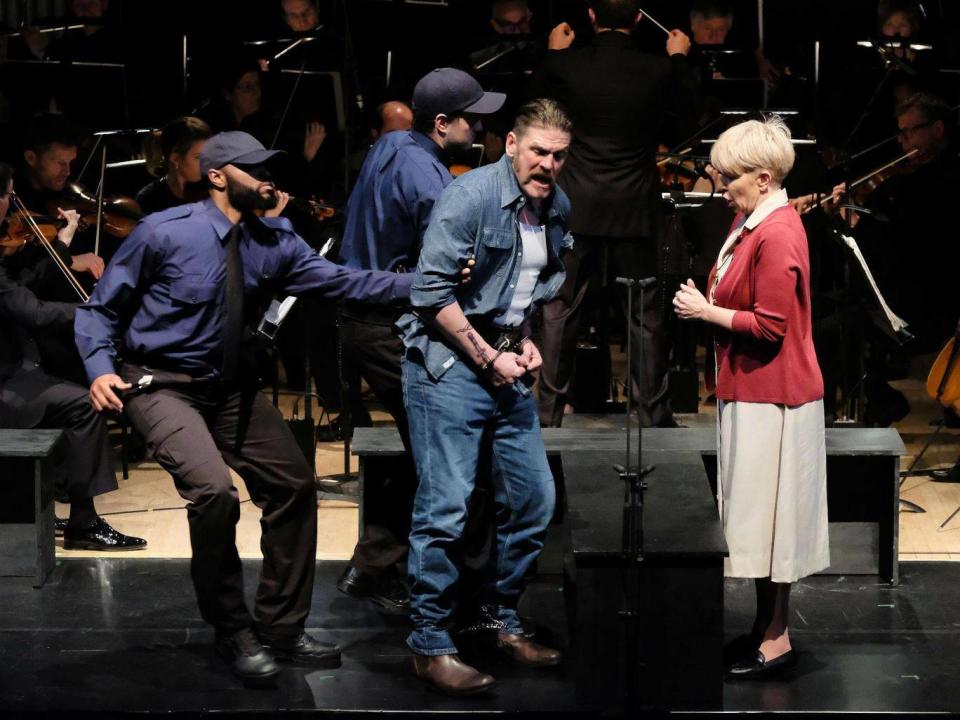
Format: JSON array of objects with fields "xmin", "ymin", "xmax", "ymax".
[
  {"xmin": 76, "ymin": 131, "xmax": 413, "ymax": 685},
  {"xmin": 335, "ymin": 69, "xmax": 504, "ymax": 612}
]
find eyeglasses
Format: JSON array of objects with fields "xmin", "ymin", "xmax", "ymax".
[
  {"xmin": 897, "ymin": 121, "xmax": 932, "ymax": 138},
  {"xmin": 492, "ymin": 15, "xmax": 530, "ymax": 32}
]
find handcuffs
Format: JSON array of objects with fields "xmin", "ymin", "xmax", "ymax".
[{"xmin": 480, "ymin": 334, "xmax": 530, "ymax": 377}]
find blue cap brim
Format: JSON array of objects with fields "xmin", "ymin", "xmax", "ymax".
[
  {"xmin": 230, "ymin": 148, "xmax": 286, "ymax": 167},
  {"xmin": 462, "ymin": 91, "xmax": 506, "ymax": 115}
]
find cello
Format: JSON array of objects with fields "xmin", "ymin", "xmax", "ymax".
[{"xmin": 925, "ymin": 319, "xmax": 960, "ymax": 414}]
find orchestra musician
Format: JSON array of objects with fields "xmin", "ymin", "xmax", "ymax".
[
  {"xmin": 13, "ymin": 114, "xmax": 104, "ymax": 287},
  {"xmin": 136, "ymin": 117, "xmax": 213, "ymax": 216},
  {"xmin": 0, "ymin": 161, "xmax": 146, "ymax": 551}
]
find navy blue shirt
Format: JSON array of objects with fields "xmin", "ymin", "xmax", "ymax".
[
  {"xmin": 75, "ymin": 198, "xmax": 412, "ymax": 382},
  {"xmin": 339, "ymin": 130, "xmax": 453, "ymax": 272}
]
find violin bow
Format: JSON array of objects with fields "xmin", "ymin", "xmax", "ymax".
[{"xmin": 10, "ymin": 195, "xmax": 89, "ymax": 303}]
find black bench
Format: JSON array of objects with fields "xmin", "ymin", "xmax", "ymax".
[
  {"xmin": 0, "ymin": 429, "xmax": 64, "ymax": 587},
  {"xmin": 352, "ymin": 424, "xmax": 905, "ymax": 583}
]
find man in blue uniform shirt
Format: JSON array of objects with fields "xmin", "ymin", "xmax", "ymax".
[
  {"xmin": 74, "ymin": 132, "xmax": 412, "ymax": 685},
  {"xmin": 336, "ymin": 68, "xmax": 504, "ymax": 612}
]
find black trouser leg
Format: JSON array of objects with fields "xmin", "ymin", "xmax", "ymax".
[
  {"xmin": 2, "ymin": 369, "xmax": 117, "ymax": 517},
  {"xmin": 211, "ymin": 389, "xmax": 318, "ymax": 638},
  {"xmin": 340, "ymin": 315, "xmax": 416, "ymax": 575},
  {"xmin": 537, "ymin": 237, "xmax": 600, "ymax": 427},
  {"xmin": 124, "ymin": 387, "xmax": 252, "ymax": 634},
  {"xmin": 36, "ymin": 377, "xmax": 117, "ymax": 503},
  {"xmin": 611, "ymin": 238, "xmax": 673, "ymax": 427}
]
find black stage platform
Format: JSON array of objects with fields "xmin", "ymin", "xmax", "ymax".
[{"xmin": 1, "ymin": 559, "xmax": 959, "ymax": 717}]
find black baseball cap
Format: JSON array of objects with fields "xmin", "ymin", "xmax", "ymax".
[
  {"xmin": 199, "ymin": 131, "xmax": 285, "ymax": 176},
  {"xmin": 412, "ymin": 68, "xmax": 506, "ymax": 123}
]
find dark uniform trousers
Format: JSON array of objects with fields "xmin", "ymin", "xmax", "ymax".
[
  {"xmin": 339, "ymin": 308, "xmax": 416, "ymax": 575},
  {"xmin": 122, "ymin": 373, "xmax": 316, "ymax": 638},
  {"xmin": 538, "ymin": 234, "xmax": 672, "ymax": 428},
  {"xmin": 1, "ymin": 366, "xmax": 116, "ymax": 503}
]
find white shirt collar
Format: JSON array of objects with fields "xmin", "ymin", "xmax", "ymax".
[{"xmin": 743, "ymin": 187, "xmax": 789, "ymax": 230}]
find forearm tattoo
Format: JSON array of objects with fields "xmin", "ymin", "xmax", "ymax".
[{"xmin": 457, "ymin": 322, "xmax": 490, "ymax": 365}]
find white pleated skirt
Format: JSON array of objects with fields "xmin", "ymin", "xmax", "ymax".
[{"xmin": 717, "ymin": 399, "xmax": 830, "ymax": 583}]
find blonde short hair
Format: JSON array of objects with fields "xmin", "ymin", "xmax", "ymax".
[{"xmin": 710, "ymin": 116, "xmax": 795, "ymax": 184}]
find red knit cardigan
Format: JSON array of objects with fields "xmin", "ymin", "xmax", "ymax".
[{"xmin": 708, "ymin": 204, "xmax": 824, "ymax": 407}]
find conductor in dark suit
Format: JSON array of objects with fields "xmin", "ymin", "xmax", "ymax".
[{"xmin": 532, "ymin": 0, "xmax": 698, "ymax": 427}]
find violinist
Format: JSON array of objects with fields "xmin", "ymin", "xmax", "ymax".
[
  {"xmin": 336, "ymin": 68, "xmax": 503, "ymax": 614},
  {"xmin": 532, "ymin": 0, "xmax": 697, "ymax": 428},
  {"xmin": 13, "ymin": 114, "xmax": 103, "ymax": 285},
  {"xmin": 0, "ymin": 161, "xmax": 146, "ymax": 551},
  {"xmin": 799, "ymin": 93, "xmax": 960, "ymax": 424},
  {"xmin": 859, "ymin": 93, "xmax": 960, "ymax": 351},
  {"xmin": 136, "ymin": 117, "xmax": 213, "ymax": 215}
]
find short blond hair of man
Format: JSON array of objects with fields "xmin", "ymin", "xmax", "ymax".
[{"xmin": 710, "ymin": 115, "xmax": 796, "ymax": 185}]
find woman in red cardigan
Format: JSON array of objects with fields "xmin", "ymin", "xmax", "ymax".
[{"xmin": 673, "ymin": 116, "xmax": 829, "ymax": 680}]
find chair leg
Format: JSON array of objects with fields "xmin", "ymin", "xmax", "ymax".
[{"xmin": 120, "ymin": 417, "xmax": 129, "ymax": 481}]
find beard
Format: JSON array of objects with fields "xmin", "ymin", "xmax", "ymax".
[{"xmin": 226, "ymin": 176, "xmax": 278, "ymax": 213}]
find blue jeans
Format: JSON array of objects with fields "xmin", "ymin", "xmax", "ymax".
[{"xmin": 402, "ymin": 355, "xmax": 556, "ymax": 656}]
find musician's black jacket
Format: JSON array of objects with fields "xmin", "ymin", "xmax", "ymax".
[{"xmin": 532, "ymin": 30, "xmax": 699, "ymax": 239}]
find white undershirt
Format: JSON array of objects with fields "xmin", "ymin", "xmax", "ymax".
[{"xmin": 496, "ymin": 222, "xmax": 548, "ymax": 327}]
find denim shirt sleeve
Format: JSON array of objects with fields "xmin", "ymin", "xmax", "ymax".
[
  {"xmin": 74, "ymin": 221, "xmax": 158, "ymax": 382},
  {"xmin": 410, "ymin": 184, "xmax": 480, "ymax": 310}
]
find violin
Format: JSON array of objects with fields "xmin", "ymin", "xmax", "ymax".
[
  {"xmin": 4, "ymin": 194, "xmax": 89, "ymax": 302},
  {"xmin": 657, "ymin": 146, "xmax": 713, "ymax": 193},
  {"xmin": 289, "ymin": 196, "xmax": 342, "ymax": 223},
  {"xmin": 795, "ymin": 148, "xmax": 919, "ymax": 215},
  {"xmin": 49, "ymin": 182, "xmax": 143, "ymax": 241},
  {"xmin": 926, "ymin": 320, "xmax": 960, "ymax": 414},
  {"xmin": 0, "ymin": 212, "xmax": 65, "ymax": 257}
]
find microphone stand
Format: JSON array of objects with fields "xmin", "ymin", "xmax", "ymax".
[{"xmin": 613, "ymin": 275, "xmax": 657, "ymax": 715}]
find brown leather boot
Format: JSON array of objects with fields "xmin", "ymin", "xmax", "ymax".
[
  {"xmin": 412, "ymin": 654, "xmax": 496, "ymax": 696},
  {"xmin": 495, "ymin": 633, "xmax": 562, "ymax": 667}
]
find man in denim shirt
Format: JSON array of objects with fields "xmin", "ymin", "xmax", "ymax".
[{"xmin": 397, "ymin": 99, "xmax": 573, "ymax": 695}]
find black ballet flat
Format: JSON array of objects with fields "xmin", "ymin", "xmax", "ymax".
[
  {"xmin": 723, "ymin": 633, "xmax": 761, "ymax": 665},
  {"xmin": 726, "ymin": 649, "xmax": 796, "ymax": 680}
]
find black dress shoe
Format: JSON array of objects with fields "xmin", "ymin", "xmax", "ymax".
[
  {"xmin": 63, "ymin": 517, "xmax": 148, "ymax": 551},
  {"xmin": 55, "ymin": 517, "xmax": 67, "ymax": 537},
  {"xmin": 727, "ymin": 649, "xmax": 797, "ymax": 680},
  {"xmin": 337, "ymin": 565, "xmax": 409, "ymax": 613},
  {"xmin": 216, "ymin": 627, "xmax": 279, "ymax": 686},
  {"xmin": 259, "ymin": 631, "xmax": 341, "ymax": 668}
]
